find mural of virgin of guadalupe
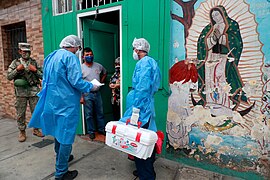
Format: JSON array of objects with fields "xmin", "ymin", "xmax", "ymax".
[{"xmin": 196, "ymin": 5, "xmax": 248, "ymax": 116}]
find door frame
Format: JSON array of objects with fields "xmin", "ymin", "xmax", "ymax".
[{"xmin": 77, "ymin": 6, "xmax": 122, "ymax": 133}]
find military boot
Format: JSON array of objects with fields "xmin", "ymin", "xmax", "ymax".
[{"xmin": 18, "ymin": 130, "xmax": 26, "ymax": 142}]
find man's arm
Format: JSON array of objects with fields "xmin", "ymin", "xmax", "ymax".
[
  {"xmin": 7, "ymin": 60, "xmax": 19, "ymax": 81},
  {"xmin": 100, "ymin": 73, "xmax": 107, "ymax": 83},
  {"xmin": 34, "ymin": 60, "xmax": 43, "ymax": 80},
  {"xmin": 100, "ymin": 65, "xmax": 107, "ymax": 83}
]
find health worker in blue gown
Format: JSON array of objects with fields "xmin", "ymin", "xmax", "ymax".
[
  {"xmin": 28, "ymin": 35, "xmax": 98, "ymax": 180},
  {"xmin": 120, "ymin": 38, "xmax": 161, "ymax": 180}
]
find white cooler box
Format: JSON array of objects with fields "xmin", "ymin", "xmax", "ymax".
[{"xmin": 105, "ymin": 121, "xmax": 158, "ymax": 160}]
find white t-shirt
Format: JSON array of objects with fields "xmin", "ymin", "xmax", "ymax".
[{"xmin": 81, "ymin": 62, "xmax": 107, "ymax": 91}]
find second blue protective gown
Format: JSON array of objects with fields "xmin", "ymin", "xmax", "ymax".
[{"xmin": 120, "ymin": 56, "xmax": 161, "ymax": 131}]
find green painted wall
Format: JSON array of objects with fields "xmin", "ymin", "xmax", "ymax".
[
  {"xmin": 41, "ymin": 1, "xmax": 78, "ymax": 53},
  {"xmin": 41, "ymin": 0, "xmax": 170, "ymax": 140},
  {"xmin": 121, "ymin": 0, "xmax": 170, "ymax": 135}
]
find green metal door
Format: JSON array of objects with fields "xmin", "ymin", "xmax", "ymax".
[{"xmin": 83, "ymin": 19, "xmax": 119, "ymax": 124}]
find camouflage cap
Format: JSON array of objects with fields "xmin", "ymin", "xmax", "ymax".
[{"xmin": 18, "ymin": 42, "xmax": 31, "ymax": 51}]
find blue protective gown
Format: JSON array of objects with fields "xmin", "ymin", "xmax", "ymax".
[
  {"xmin": 120, "ymin": 56, "xmax": 161, "ymax": 131},
  {"xmin": 28, "ymin": 49, "xmax": 93, "ymax": 144}
]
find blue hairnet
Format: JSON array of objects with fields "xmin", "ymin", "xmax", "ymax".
[
  {"xmin": 59, "ymin": 35, "xmax": 82, "ymax": 48},
  {"xmin": 132, "ymin": 38, "xmax": 150, "ymax": 53}
]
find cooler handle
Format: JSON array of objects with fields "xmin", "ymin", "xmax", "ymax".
[
  {"xmin": 126, "ymin": 119, "xmax": 142, "ymax": 129},
  {"xmin": 137, "ymin": 121, "xmax": 142, "ymax": 129}
]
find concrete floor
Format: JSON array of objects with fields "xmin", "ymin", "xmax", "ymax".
[{"xmin": 0, "ymin": 116, "xmax": 239, "ymax": 180}]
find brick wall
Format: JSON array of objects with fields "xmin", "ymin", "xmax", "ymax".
[{"xmin": 0, "ymin": 0, "xmax": 44, "ymax": 121}]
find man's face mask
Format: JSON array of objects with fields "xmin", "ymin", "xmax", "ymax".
[
  {"xmin": 21, "ymin": 51, "xmax": 30, "ymax": 60},
  {"xmin": 85, "ymin": 55, "xmax": 94, "ymax": 63}
]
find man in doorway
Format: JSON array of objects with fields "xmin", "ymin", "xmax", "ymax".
[
  {"xmin": 7, "ymin": 42, "xmax": 43, "ymax": 142},
  {"xmin": 81, "ymin": 47, "xmax": 107, "ymax": 140}
]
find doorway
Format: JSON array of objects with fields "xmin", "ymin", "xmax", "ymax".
[{"xmin": 77, "ymin": 6, "xmax": 122, "ymax": 134}]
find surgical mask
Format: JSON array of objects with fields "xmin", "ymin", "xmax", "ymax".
[
  {"xmin": 75, "ymin": 49, "xmax": 81, "ymax": 58},
  {"xmin": 133, "ymin": 51, "xmax": 139, "ymax": 60},
  {"xmin": 22, "ymin": 52, "xmax": 30, "ymax": 60},
  {"xmin": 85, "ymin": 56, "xmax": 94, "ymax": 63}
]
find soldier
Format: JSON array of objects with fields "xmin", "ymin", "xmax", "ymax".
[{"xmin": 7, "ymin": 42, "xmax": 43, "ymax": 142}]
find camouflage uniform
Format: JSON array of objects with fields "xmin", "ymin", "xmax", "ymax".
[{"xmin": 7, "ymin": 50, "xmax": 42, "ymax": 131}]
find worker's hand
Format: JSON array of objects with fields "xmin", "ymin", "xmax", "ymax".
[
  {"xmin": 91, "ymin": 84, "xmax": 99, "ymax": 91},
  {"xmin": 16, "ymin": 64, "xmax": 25, "ymax": 71},
  {"xmin": 80, "ymin": 96, "xmax": 85, "ymax": 104},
  {"xmin": 28, "ymin": 64, "xmax": 37, "ymax": 72}
]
